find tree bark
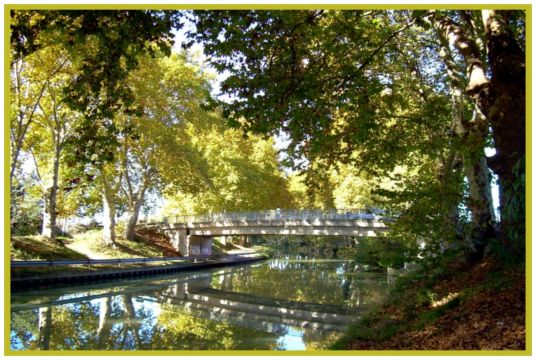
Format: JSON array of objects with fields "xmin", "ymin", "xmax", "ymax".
[
  {"xmin": 462, "ymin": 129, "xmax": 497, "ymax": 261},
  {"xmin": 124, "ymin": 191, "xmax": 146, "ymax": 241},
  {"xmin": 102, "ymin": 177, "xmax": 117, "ymax": 247},
  {"xmin": 434, "ymin": 18, "xmax": 497, "ymax": 261},
  {"xmin": 481, "ymin": 10, "xmax": 526, "ymax": 257},
  {"xmin": 41, "ymin": 144, "xmax": 61, "ymax": 241}
]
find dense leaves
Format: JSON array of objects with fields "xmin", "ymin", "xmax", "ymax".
[
  {"xmin": 187, "ymin": 9, "xmax": 525, "ymax": 263},
  {"xmin": 11, "ymin": 10, "xmax": 183, "ymax": 165},
  {"xmin": 162, "ymin": 121, "xmax": 293, "ymax": 215}
]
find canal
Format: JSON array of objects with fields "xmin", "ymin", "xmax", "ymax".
[{"xmin": 10, "ymin": 256, "xmax": 391, "ymax": 351}]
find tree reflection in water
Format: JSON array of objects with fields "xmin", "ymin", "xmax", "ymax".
[{"xmin": 11, "ymin": 258, "xmax": 390, "ymax": 350}]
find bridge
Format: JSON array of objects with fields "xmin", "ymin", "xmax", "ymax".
[
  {"xmin": 146, "ymin": 209, "xmax": 389, "ymax": 257},
  {"xmin": 149, "ymin": 286, "xmax": 360, "ymax": 334}
]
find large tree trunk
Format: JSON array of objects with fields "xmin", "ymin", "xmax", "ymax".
[
  {"xmin": 124, "ymin": 186, "xmax": 147, "ymax": 241},
  {"xmin": 433, "ymin": 20, "xmax": 497, "ymax": 261},
  {"xmin": 481, "ymin": 10, "xmax": 526, "ymax": 258},
  {"xmin": 102, "ymin": 178, "xmax": 117, "ymax": 247},
  {"xmin": 462, "ymin": 132, "xmax": 497, "ymax": 261},
  {"xmin": 41, "ymin": 145, "xmax": 61, "ymax": 241}
]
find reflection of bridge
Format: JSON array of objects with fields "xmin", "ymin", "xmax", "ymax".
[
  {"xmin": 146, "ymin": 209, "xmax": 389, "ymax": 256},
  {"xmin": 145, "ymin": 282, "xmax": 361, "ymax": 334},
  {"xmin": 139, "ymin": 283, "xmax": 361, "ymax": 334},
  {"xmin": 12, "ymin": 269, "xmax": 364, "ymax": 339}
]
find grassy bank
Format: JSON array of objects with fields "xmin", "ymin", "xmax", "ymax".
[
  {"xmin": 11, "ymin": 228, "xmax": 181, "ymax": 262},
  {"xmin": 10, "ymin": 229, "xmax": 267, "ymax": 278},
  {"xmin": 10, "ymin": 229, "xmax": 181, "ymax": 278},
  {"xmin": 331, "ymin": 258, "xmax": 526, "ymax": 350}
]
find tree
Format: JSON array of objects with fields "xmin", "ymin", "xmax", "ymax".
[
  {"xmin": 429, "ymin": 13, "xmax": 496, "ymax": 260},
  {"xmin": 186, "ymin": 10, "xmax": 461, "ymax": 258},
  {"xmin": 9, "ymin": 42, "xmax": 67, "ymax": 185},
  {"xmin": 116, "ymin": 53, "xmax": 212, "ymax": 241},
  {"xmin": 186, "ymin": 9, "xmax": 525, "ymax": 262},
  {"xmin": 95, "ymin": 52, "xmax": 211, "ymax": 245},
  {"xmin": 162, "ymin": 116, "xmax": 293, "ymax": 216},
  {"xmin": 430, "ymin": 10, "xmax": 525, "ymax": 259},
  {"xmin": 99, "ymin": 163, "xmax": 121, "ymax": 247},
  {"xmin": 11, "ymin": 10, "xmax": 182, "ymax": 167},
  {"xmin": 21, "ymin": 46, "xmax": 84, "ymax": 241}
]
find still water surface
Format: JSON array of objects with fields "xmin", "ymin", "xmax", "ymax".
[{"xmin": 11, "ymin": 257, "xmax": 390, "ymax": 351}]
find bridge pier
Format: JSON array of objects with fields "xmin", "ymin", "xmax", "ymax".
[
  {"xmin": 164, "ymin": 228, "xmax": 189, "ymax": 256},
  {"xmin": 164, "ymin": 228, "xmax": 213, "ymax": 256},
  {"xmin": 164, "ymin": 228, "xmax": 213, "ymax": 257},
  {"xmin": 238, "ymin": 235, "xmax": 253, "ymax": 247},
  {"xmin": 188, "ymin": 235, "xmax": 213, "ymax": 256}
]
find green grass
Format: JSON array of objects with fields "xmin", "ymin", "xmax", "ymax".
[
  {"xmin": 11, "ymin": 228, "xmax": 179, "ymax": 261},
  {"xmin": 11, "ymin": 235, "xmax": 88, "ymax": 261},
  {"xmin": 10, "ymin": 229, "xmax": 266, "ymax": 278}
]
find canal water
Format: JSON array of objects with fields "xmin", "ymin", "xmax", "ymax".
[{"xmin": 10, "ymin": 257, "xmax": 391, "ymax": 351}]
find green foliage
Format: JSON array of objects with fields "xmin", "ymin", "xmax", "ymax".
[
  {"xmin": 353, "ymin": 237, "xmax": 416, "ymax": 269},
  {"xmin": 186, "ymin": 10, "xmax": 481, "ymax": 263},
  {"xmin": 101, "ymin": 52, "xmax": 214, "ymax": 231},
  {"xmin": 11, "ymin": 10, "xmax": 183, "ymax": 166},
  {"xmin": 10, "ymin": 174, "xmax": 43, "ymax": 235},
  {"xmin": 187, "ymin": 10, "xmax": 448, "ymax": 169},
  {"xmin": 163, "ymin": 120, "xmax": 293, "ymax": 215},
  {"xmin": 123, "ymin": 52, "xmax": 213, "ymax": 194}
]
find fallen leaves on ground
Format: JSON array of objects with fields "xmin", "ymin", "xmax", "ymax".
[
  {"xmin": 135, "ymin": 228, "xmax": 181, "ymax": 257},
  {"xmin": 346, "ymin": 259, "xmax": 526, "ymax": 350}
]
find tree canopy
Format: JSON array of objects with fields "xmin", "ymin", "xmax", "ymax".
[
  {"xmin": 11, "ymin": 10, "xmax": 182, "ymax": 165},
  {"xmin": 10, "ymin": 8, "xmax": 526, "ymax": 264},
  {"xmin": 186, "ymin": 9, "xmax": 525, "ymax": 262}
]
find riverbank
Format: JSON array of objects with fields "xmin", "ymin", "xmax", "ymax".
[
  {"xmin": 11, "ymin": 254, "xmax": 267, "ymax": 290},
  {"xmin": 10, "ymin": 228, "xmax": 182, "ymax": 261},
  {"xmin": 331, "ymin": 258, "xmax": 526, "ymax": 350},
  {"xmin": 10, "ymin": 229, "xmax": 270, "ymax": 286}
]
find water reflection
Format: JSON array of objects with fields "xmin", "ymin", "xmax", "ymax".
[{"xmin": 11, "ymin": 258, "xmax": 390, "ymax": 351}]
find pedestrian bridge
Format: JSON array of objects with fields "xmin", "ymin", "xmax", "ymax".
[{"xmin": 145, "ymin": 209, "xmax": 389, "ymax": 257}]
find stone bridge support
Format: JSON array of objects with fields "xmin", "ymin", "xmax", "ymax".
[
  {"xmin": 189, "ymin": 235, "xmax": 213, "ymax": 256},
  {"xmin": 163, "ymin": 228, "xmax": 212, "ymax": 257}
]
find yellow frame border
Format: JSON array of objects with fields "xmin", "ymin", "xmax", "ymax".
[{"xmin": 4, "ymin": 3, "xmax": 532, "ymax": 357}]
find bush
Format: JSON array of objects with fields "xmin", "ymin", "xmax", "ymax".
[{"xmin": 354, "ymin": 237, "xmax": 415, "ymax": 269}]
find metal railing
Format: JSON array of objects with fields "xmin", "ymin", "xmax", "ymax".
[
  {"xmin": 163, "ymin": 208, "xmax": 382, "ymax": 225},
  {"xmin": 10, "ymin": 252, "xmax": 260, "ymax": 268}
]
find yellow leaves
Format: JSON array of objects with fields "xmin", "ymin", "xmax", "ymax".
[{"xmin": 164, "ymin": 116, "xmax": 292, "ymax": 214}]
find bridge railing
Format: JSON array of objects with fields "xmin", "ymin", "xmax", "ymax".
[{"xmin": 163, "ymin": 208, "xmax": 382, "ymax": 225}]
